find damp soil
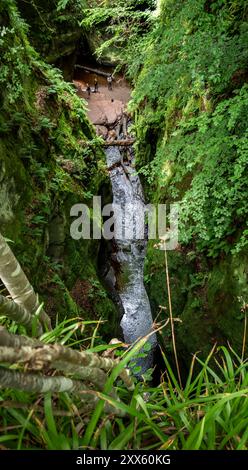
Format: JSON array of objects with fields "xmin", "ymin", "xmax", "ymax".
[{"xmin": 73, "ymin": 64, "xmax": 131, "ymax": 127}]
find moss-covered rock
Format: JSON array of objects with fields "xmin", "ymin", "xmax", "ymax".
[
  {"xmin": 0, "ymin": 0, "xmax": 118, "ymax": 334},
  {"xmin": 145, "ymin": 241, "xmax": 248, "ymax": 365},
  {"xmin": 16, "ymin": 0, "xmax": 87, "ymax": 76}
]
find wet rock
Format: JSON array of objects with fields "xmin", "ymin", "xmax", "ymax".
[
  {"xmin": 88, "ymin": 99, "xmax": 124, "ymax": 126},
  {"xmin": 105, "ymin": 146, "xmax": 157, "ymax": 374}
]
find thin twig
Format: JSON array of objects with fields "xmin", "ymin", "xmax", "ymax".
[
  {"xmin": 241, "ymin": 313, "xmax": 247, "ymax": 363},
  {"xmin": 164, "ymin": 245, "xmax": 182, "ymax": 388}
]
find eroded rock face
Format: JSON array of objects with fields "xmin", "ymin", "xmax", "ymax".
[{"xmin": 17, "ymin": 1, "xmax": 84, "ymax": 71}]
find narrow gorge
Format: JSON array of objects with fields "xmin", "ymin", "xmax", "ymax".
[
  {"xmin": 74, "ymin": 64, "xmax": 157, "ymax": 372},
  {"xmin": 0, "ymin": 0, "xmax": 248, "ymax": 452}
]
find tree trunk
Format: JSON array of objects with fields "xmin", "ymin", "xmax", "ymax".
[
  {"xmin": 0, "ymin": 295, "xmax": 43, "ymax": 335},
  {"xmin": 74, "ymin": 65, "xmax": 112, "ymax": 78},
  {"xmin": 0, "ymin": 233, "xmax": 51, "ymax": 330},
  {"xmin": 0, "ymin": 346, "xmax": 121, "ymax": 401}
]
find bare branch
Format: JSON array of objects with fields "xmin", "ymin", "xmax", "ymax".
[
  {"xmin": 0, "ymin": 327, "xmax": 134, "ymax": 390},
  {"xmin": 0, "ymin": 367, "xmax": 125, "ymax": 416}
]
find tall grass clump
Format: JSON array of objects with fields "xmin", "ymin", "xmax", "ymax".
[{"xmin": 0, "ymin": 314, "xmax": 247, "ymax": 450}]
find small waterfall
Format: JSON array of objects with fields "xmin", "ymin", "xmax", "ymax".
[{"xmin": 105, "ymin": 145, "xmax": 157, "ymax": 373}]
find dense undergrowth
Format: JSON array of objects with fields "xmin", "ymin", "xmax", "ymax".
[
  {"xmin": 0, "ymin": 318, "xmax": 248, "ymax": 450},
  {"xmin": 129, "ymin": 0, "xmax": 248, "ymax": 257}
]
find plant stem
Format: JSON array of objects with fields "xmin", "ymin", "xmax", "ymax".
[{"xmin": 164, "ymin": 245, "xmax": 182, "ymax": 388}]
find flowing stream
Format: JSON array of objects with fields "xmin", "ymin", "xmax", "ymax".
[{"xmin": 105, "ymin": 145, "xmax": 157, "ymax": 373}]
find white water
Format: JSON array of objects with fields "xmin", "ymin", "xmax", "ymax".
[{"xmin": 105, "ymin": 146, "xmax": 157, "ymax": 372}]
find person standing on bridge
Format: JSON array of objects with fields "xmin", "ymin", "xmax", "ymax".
[{"xmin": 107, "ymin": 74, "xmax": 113, "ymax": 91}]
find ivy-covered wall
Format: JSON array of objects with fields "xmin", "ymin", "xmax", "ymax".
[
  {"xmin": 129, "ymin": 0, "xmax": 248, "ymax": 361},
  {"xmin": 0, "ymin": 0, "xmax": 118, "ymax": 334}
]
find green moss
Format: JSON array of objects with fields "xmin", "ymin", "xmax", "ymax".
[
  {"xmin": 171, "ymin": 253, "xmax": 246, "ymax": 363},
  {"xmin": 0, "ymin": 139, "xmax": 32, "ymax": 238},
  {"xmin": 0, "ymin": 0, "xmax": 117, "ymax": 334},
  {"xmin": 116, "ymin": 265, "xmax": 131, "ymax": 292},
  {"xmin": 144, "ymin": 239, "xmax": 248, "ymax": 364},
  {"xmin": 17, "ymin": 0, "xmax": 85, "ymax": 69},
  {"xmin": 145, "ymin": 243, "xmax": 191, "ymax": 317}
]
